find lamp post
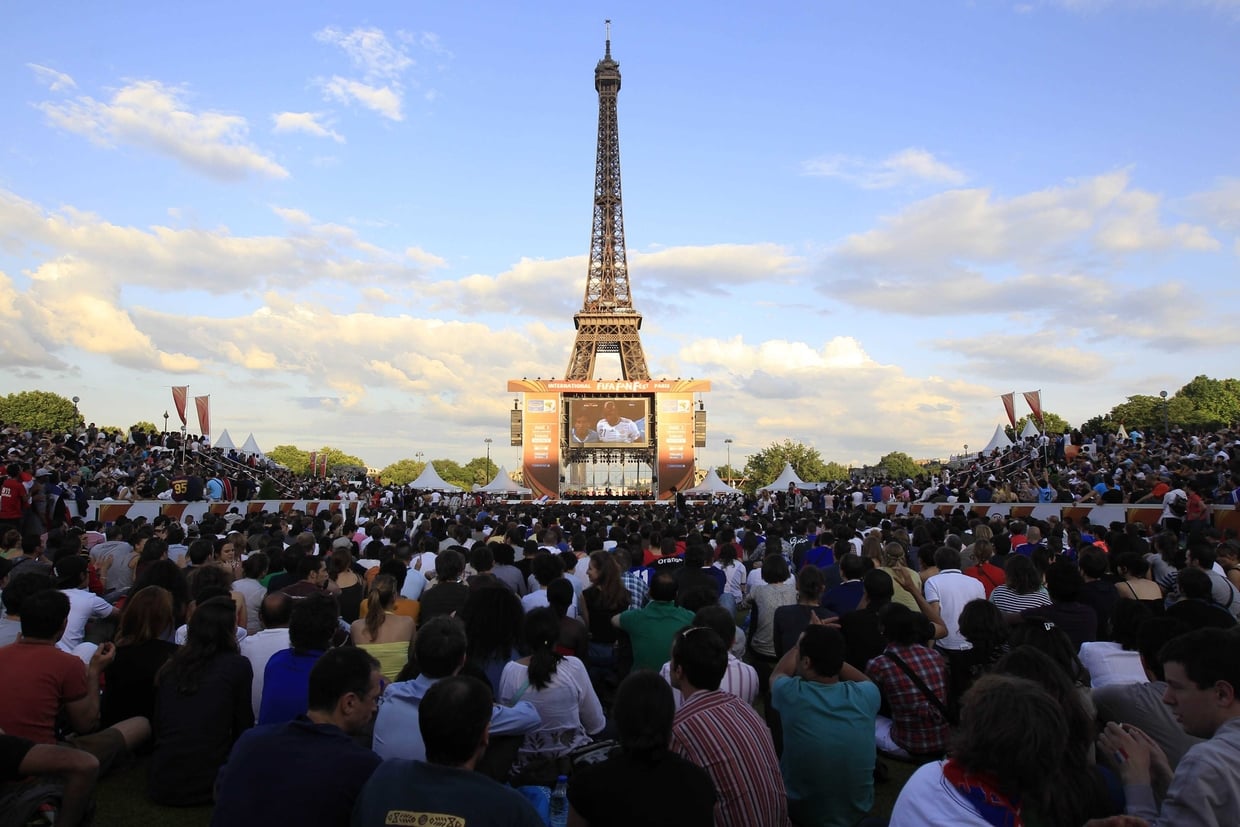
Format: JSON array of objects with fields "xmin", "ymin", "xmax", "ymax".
[
  {"xmin": 484, "ymin": 437, "xmax": 493, "ymax": 480},
  {"xmin": 163, "ymin": 410, "xmax": 169, "ymax": 434},
  {"xmin": 1160, "ymin": 390, "xmax": 1169, "ymax": 435},
  {"xmin": 724, "ymin": 438, "xmax": 733, "ymax": 480},
  {"xmin": 72, "ymin": 396, "xmax": 80, "ymax": 425}
]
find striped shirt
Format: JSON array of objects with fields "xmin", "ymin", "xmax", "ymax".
[
  {"xmin": 989, "ymin": 585, "xmax": 1052, "ymax": 614},
  {"xmin": 659, "ymin": 654, "xmax": 760, "ymax": 710},
  {"xmin": 670, "ymin": 690, "xmax": 790, "ymax": 827}
]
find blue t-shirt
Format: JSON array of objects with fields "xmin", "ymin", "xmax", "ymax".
[{"xmin": 258, "ymin": 648, "xmax": 323, "ymax": 725}]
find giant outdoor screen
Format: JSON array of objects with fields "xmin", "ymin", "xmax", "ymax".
[{"xmin": 566, "ymin": 398, "xmax": 650, "ymax": 448}]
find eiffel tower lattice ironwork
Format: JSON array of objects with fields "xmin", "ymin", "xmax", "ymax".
[{"xmin": 564, "ymin": 25, "xmax": 650, "ymax": 382}]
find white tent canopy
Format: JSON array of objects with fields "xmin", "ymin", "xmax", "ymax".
[
  {"xmin": 240, "ymin": 433, "xmax": 263, "ymax": 455},
  {"xmin": 1117, "ymin": 424, "xmax": 1129, "ymax": 441},
  {"xmin": 683, "ymin": 468, "xmax": 740, "ymax": 495},
  {"xmin": 213, "ymin": 430, "xmax": 236, "ymax": 451},
  {"xmin": 474, "ymin": 467, "xmax": 531, "ymax": 495},
  {"xmin": 1019, "ymin": 420, "xmax": 1041, "ymax": 440},
  {"xmin": 759, "ymin": 462, "xmax": 807, "ymax": 493},
  {"xmin": 981, "ymin": 423, "xmax": 1015, "ymax": 455},
  {"xmin": 408, "ymin": 462, "xmax": 462, "ymax": 492}
]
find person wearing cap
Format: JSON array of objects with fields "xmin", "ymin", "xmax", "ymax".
[{"xmin": 55, "ymin": 554, "xmax": 116, "ymax": 653}]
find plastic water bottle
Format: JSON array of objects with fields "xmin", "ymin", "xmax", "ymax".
[{"xmin": 549, "ymin": 774, "xmax": 569, "ymax": 827}]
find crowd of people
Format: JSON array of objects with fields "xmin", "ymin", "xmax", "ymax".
[{"xmin": 1, "ymin": 418, "xmax": 1240, "ymax": 826}]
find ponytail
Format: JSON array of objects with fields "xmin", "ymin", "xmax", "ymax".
[
  {"xmin": 523, "ymin": 607, "xmax": 563, "ymax": 690},
  {"xmin": 363, "ymin": 574, "xmax": 398, "ymax": 641}
]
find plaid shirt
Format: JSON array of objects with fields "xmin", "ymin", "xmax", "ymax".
[
  {"xmin": 621, "ymin": 569, "xmax": 650, "ymax": 609},
  {"xmin": 866, "ymin": 643, "xmax": 951, "ymax": 756}
]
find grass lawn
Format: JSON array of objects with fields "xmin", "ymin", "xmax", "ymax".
[{"xmin": 94, "ymin": 752, "xmax": 916, "ymax": 826}]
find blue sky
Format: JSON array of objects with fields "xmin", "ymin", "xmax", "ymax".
[{"xmin": 2, "ymin": 0, "xmax": 1238, "ymax": 472}]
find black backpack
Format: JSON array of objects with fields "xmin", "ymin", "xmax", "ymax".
[{"xmin": 1169, "ymin": 493, "xmax": 1188, "ymax": 517}]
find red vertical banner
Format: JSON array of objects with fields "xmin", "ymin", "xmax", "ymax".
[
  {"xmin": 172, "ymin": 386, "xmax": 189, "ymax": 426},
  {"xmin": 656, "ymin": 393, "xmax": 694, "ymax": 499},
  {"xmin": 321, "ymin": 454, "xmax": 329, "ymax": 478},
  {"xmin": 1001, "ymin": 392, "xmax": 1016, "ymax": 430},
  {"xmin": 194, "ymin": 395, "xmax": 211, "ymax": 438},
  {"xmin": 522, "ymin": 394, "xmax": 560, "ymax": 499},
  {"xmin": 308, "ymin": 452, "xmax": 318, "ymax": 478},
  {"xmin": 1023, "ymin": 390, "xmax": 1043, "ymax": 425}
]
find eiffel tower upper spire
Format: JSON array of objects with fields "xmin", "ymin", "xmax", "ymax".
[{"xmin": 564, "ymin": 22, "xmax": 650, "ymax": 381}]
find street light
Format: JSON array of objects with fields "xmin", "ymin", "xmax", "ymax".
[
  {"xmin": 724, "ymin": 438, "xmax": 733, "ymax": 477},
  {"xmin": 72, "ymin": 396, "xmax": 80, "ymax": 423},
  {"xmin": 163, "ymin": 410, "xmax": 169, "ymax": 434},
  {"xmin": 1160, "ymin": 390, "xmax": 1169, "ymax": 435},
  {"xmin": 484, "ymin": 437, "xmax": 493, "ymax": 478}
]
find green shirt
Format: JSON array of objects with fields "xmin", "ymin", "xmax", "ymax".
[{"xmin": 617, "ymin": 600, "xmax": 694, "ymax": 672}]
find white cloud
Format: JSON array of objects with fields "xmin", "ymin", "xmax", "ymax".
[
  {"xmin": 36, "ymin": 80, "xmax": 287, "ymax": 181},
  {"xmin": 322, "ymin": 77, "xmax": 404, "ymax": 121},
  {"xmin": 271, "ymin": 111, "xmax": 344, "ymax": 143},
  {"xmin": 27, "ymin": 63, "xmax": 77, "ymax": 92},
  {"xmin": 803, "ymin": 148, "xmax": 967, "ymax": 189},
  {"xmin": 930, "ymin": 333, "xmax": 1111, "ymax": 381},
  {"xmin": 1186, "ymin": 177, "xmax": 1240, "ymax": 233},
  {"xmin": 315, "ymin": 27, "xmax": 414, "ymax": 80}
]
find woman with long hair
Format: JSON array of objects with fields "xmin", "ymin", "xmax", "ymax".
[
  {"xmin": 131, "ymin": 558, "xmax": 190, "ymax": 629},
  {"xmin": 329, "ymin": 546, "xmax": 365, "ymax": 623},
  {"xmin": 1113, "ymin": 552, "xmax": 1166, "ymax": 614},
  {"xmin": 101, "ymin": 585, "xmax": 178, "ymax": 728},
  {"xmin": 148, "ymin": 595, "xmax": 254, "ymax": 806},
  {"xmin": 350, "ymin": 574, "xmax": 415, "ymax": 681},
  {"xmin": 459, "ymin": 584, "xmax": 524, "ymax": 690},
  {"xmin": 962, "ymin": 538, "xmax": 1005, "ymax": 599},
  {"xmin": 232, "ymin": 551, "xmax": 269, "ymax": 635},
  {"xmin": 133, "ymin": 536, "xmax": 169, "ymax": 585},
  {"xmin": 712, "ymin": 541, "xmax": 746, "ymax": 616},
  {"xmin": 498, "ymin": 607, "xmax": 605, "ymax": 785},
  {"xmin": 582, "ymin": 551, "xmax": 631, "ymax": 690}
]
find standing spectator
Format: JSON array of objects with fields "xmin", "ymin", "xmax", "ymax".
[
  {"xmin": 148, "ymin": 595, "xmax": 253, "ymax": 805},
  {"xmin": 773, "ymin": 621, "xmax": 881, "ymax": 827},
  {"xmin": 669, "ymin": 624, "xmax": 788, "ymax": 827}
]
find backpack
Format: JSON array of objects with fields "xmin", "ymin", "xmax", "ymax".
[
  {"xmin": 1169, "ymin": 493, "xmax": 1188, "ymax": 517},
  {"xmin": 0, "ymin": 776, "xmax": 92, "ymax": 827}
]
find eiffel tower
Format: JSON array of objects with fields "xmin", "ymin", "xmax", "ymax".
[{"xmin": 564, "ymin": 23, "xmax": 650, "ymax": 381}]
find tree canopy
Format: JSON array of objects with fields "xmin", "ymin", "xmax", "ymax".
[
  {"xmin": 1007, "ymin": 411, "xmax": 1071, "ymax": 439},
  {"xmin": 743, "ymin": 440, "xmax": 833, "ymax": 493},
  {"xmin": 0, "ymin": 391, "xmax": 80, "ymax": 432},
  {"xmin": 267, "ymin": 445, "xmax": 366, "ymax": 477},
  {"xmin": 379, "ymin": 458, "xmax": 427, "ymax": 486},
  {"xmin": 876, "ymin": 451, "xmax": 921, "ymax": 480}
]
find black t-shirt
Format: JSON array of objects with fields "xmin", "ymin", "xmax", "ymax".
[{"xmin": 568, "ymin": 751, "xmax": 716, "ymax": 827}]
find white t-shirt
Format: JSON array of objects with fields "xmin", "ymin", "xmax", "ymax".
[
  {"xmin": 889, "ymin": 761, "xmax": 992, "ymax": 827},
  {"xmin": 240, "ymin": 628, "xmax": 291, "ymax": 718},
  {"xmin": 57, "ymin": 588, "xmax": 115, "ymax": 652}
]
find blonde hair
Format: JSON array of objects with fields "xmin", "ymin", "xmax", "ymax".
[{"xmin": 881, "ymin": 542, "xmax": 907, "ymax": 568}]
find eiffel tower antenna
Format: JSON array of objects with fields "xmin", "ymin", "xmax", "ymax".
[{"xmin": 564, "ymin": 22, "xmax": 650, "ymax": 381}]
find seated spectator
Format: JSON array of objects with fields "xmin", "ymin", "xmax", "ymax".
[
  {"xmin": 521, "ymin": 551, "xmax": 579, "ymax": 618},
  {"xmin": 567, "ymin": 670, "xmax": 716, "ymax": 827},
  {"xmin": 1078, "ymin": 545, "xmax": 1119, "ymax": 639},
  {"xmin": 773, "ymin": 622, "xmax": 880, "ymax": 827},
  {"xmin": 867, "ymin": 604, "xmax": 952, "ymax": 759},
  {"xmin": 890, "ymin": 674, "xmax": 1067, "ymax": 825},
  {"xmin": 353, "ymin": 676, "xmax": 544, "ymax": 827},
  {"xmin": 231, "ymin": 552, "xmax": 269, "ymax": 635},
  {"xmin": 659, "ymin": 604, "xmax": 759, "ymax": 709},
  {"xmin": 0, "ymin": 589, "xmax": 150, "ymax": 777},
  {"xmin": 952, "ymin": 598, "xmax": 1009, "ymax": 700},
  {"xmin": 0, "ymin": 571, "xmax": 54, "ymax": 647},
  {"xmin": 240, "ymin": 592, "xmax": 293, "ymax": 719},
  {"xmin": 211, "ymin": 647, "xmax": 384, "ymax": 827},
  {"xmin": 148, "ymin": 595, "xmax": 252, "ymax": 806},
  {"xmin": 0, "ymin": 734, "xmax": 99, "ymax": 827},
  {"xmin": 459, "ymin": 585, "xmax": 525, "ymax": 691},
  {"xmin": 1079, "ymin": 599, "xmax": 1151, "ymax": 689},
  {"xmin": 372, "ymin": 615, "xmax": 539, "ymax": 763},
  {"xmin": 668, "ymin": 623, "xmax": 787, "ymax": 827},
  {"xmin": 548, "ymin": 577, "xmax": 589, "ymax": 661},
  {"xmin": 349, "ymin": 574, "xmax": 414, "ymax": 681},
  {"xmin": 989, "ymin": 553, "xmax": 1051, "ymax": 616},
  {"xmin": 581, "ymin": 551, "xmax": 630, "ymax": 692},
  {"xmin": 498, "ymin": 607, "xmax": 605, "ymax": 786},
  {"xmin": 822, "ymin": 553, "xmax": 868, "ymax": 615},
  {"xmin": 1165, "ymin": 567, "xmax": 1237, "ymax": 629},
  {"xmin": 1113, "ymin": 552, "xmax": 1166, "ymax": 615},
  {"xmin": 419, "ymin": 549, "xmax": 470, "ymax": 626},
  {"xmin": 615, "ymin": 570, "xmax": 694, "ymax": 673},
  {"xmin": 53, "ymin": 554, "xmax": 115, "ymax": 654},
  {"xmin": 772, "ymin": 564, "xmax": 836, "ymax": 656},
  {"xmin": 100, "ymin": 585, "xmax": 178, "ymax": 728},
  {"xmin": 1098, "ymin": 627, "xmax": 1240, "ymax": 825},
  {"xmin": 879, "ymin": 541, "xmax": 923, "ymax": 613},
  {"xmin": 1093, "ymin": 617, "xmax": 1201, "ymax": 770},
  {"xmin": 962, "ymin": 538, "xmax": 1005, "ymax": 598},
  {"xmin": 258, "ymin": 591, "xmax": 339, "ymax": 725},
  {"xmin": 1020, "ymin": 560, "xmax": 1099, "ymax": 651}
]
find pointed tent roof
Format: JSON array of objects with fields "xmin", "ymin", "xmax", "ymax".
[
  {"xmin": 759, "ymin": 462, "xmax": 807, "ymax": 493},
  {"xmin": 408, "ymin": 462, "xmax": 462, "ymax": 492},
  {"xmin": 239, "ymin": 433, "xmax": 263, "ymax": 455},
  {"xmin": 981, "ymin": 423, "xmax": 1015, "ymax": 454},
  {"xmin": 214, "ymin": 429, "xmax": 236, "ymax": 451},
  {"xmin": 1117, "ymin": 424, "xmax": 1129, "ymax": 441},
  {"xmin": 475, "ymin": 467, "xmax": 531, "ymax": 494},
  {"xmin": 1019, "ymin": 419, "xmax": 1041, "ymax": 440},
  {"xmin": 683, "ymin": 468, "xmax": 740, "ymax": 495}
]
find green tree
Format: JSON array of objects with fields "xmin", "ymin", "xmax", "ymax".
[
  {"xmin": 876, "ymin": 451, "xmax": 921, "ymax": 480},
  {"xmin": 821, "ymin": 462, "xmax": 851, "ymax": 481},
  {"xmin": 320, "ymin": 447, "xmax": 366, "ymax": 477},
  {"xmin": 743, "ymin": 440, "xmax": 831, "ymax": 493},
  {"xmin": 1177, "ymin": 375, "xmax": 1240, "ymax": 426},
  {"xmin": 0, "ymin": 390, "xmax": 80, "ymax": 432},
  {"xmin": 1007, "ymin": 411, "xmax": 1071, "ymax": 439},
  {"xmin": 268, "ymin": 445, "xmax": 310, "ymax": 475},
  {"xmin": 464, "ymin": 456, "xmax": 498, "ymax": 487},
  {"xmin": 379, "ymin": 458, "xmax": 428, "ymax": 486},
  {"xmin": 431, "ymin": 459, "xmax": 468, "ymax": 491}
]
